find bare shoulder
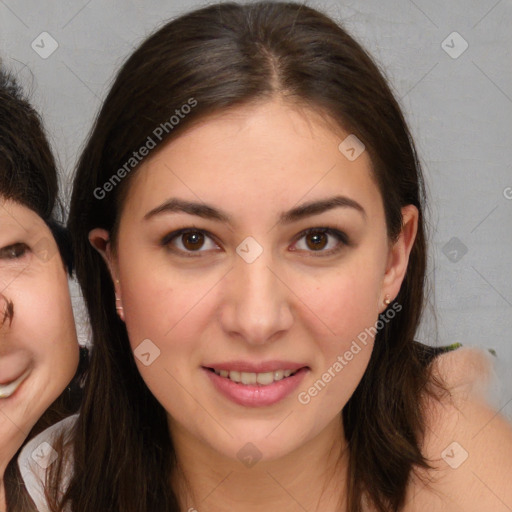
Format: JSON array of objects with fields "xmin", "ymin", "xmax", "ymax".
[{"xmin": 403, "ymin": 347, "xmax": 512, "ymax": 512}]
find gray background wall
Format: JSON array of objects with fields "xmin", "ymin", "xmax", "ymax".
[{"xmin": 1, "ymin": 0, "xmax": 510, "ymax": 408}]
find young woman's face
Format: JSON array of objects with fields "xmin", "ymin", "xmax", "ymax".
[
  {"xmin": 95, "ymin": 99, "xmax": 417, "ymax": 463},
  {"xmin": 0, "ymin": 199, "xmax": 78, "ymax": 460}
]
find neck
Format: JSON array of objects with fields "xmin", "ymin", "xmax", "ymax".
[{"xmin": 170, "ymin": 416, "xmax": 348, "ymax": 512}]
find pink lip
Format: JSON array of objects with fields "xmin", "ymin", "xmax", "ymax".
[
  {"xmin": 203, "ymin": 366, "xmax": 309, "ymax": 407},
  {"xmin": 203, "ymin": 360, "xmax": 308, "ymax": 373}
]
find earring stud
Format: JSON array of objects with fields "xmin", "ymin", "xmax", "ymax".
[{"xmin": 383, "ymin": 295, "xmax": 391, "ymax": 306}]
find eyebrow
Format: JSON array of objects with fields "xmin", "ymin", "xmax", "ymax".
[{"xmin": 143, "ymin": 195, "xmax": 367, "ymax": 225}]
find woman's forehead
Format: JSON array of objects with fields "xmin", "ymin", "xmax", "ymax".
[{"xmin": 122, "ymin": 100, "xmax": 380, "ymax": 220}]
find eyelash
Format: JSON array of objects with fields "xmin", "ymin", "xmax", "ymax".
[
  {"xmin": 0, "ymin": 243, "xmax": 29, "ymax": 260},
  {"xmin": 160, "ymin": 227, "xmax": 349, "ymax": 258}
]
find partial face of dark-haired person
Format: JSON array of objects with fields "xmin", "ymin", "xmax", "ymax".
[
  {"xmin": 21, "ymin": 2, "xmax": 511, "ymax": 512},
  {"xmin": 0, "ymin": 201, "xmax": 79, "ymax": 508},
  {"xmin": 90, "ymin": 98, "xmax": 418, "ymax": 509},
  {"xmin": 0, "ymin": 69, "xmax": 80, "ymax": 510}
]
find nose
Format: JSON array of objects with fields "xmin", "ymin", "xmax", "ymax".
[{"xmin": 218, "ymin": 248, "xmax": 294, "ymax": 345}]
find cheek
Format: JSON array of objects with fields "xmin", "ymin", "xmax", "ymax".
[
  {"xmin": 120, "ymin": 254, "xmax": 219, "ymax": 345},
  {"xmin": 3, "ymin": 264, "xmax": 79, "ymax": 429},
  {"xmin": 121, "ymin": 271, "xmax": 216, "ymax": 408},
  {"xmin": 294, "ymin": 254, "xmax": 384, "ymax": 340},
  {"xmin": 119, "ymin": 269, "xmax": 207, "ymax": 416},
  {"xmin": 303, "ymin": 274, "xmax": 377, "ymax": 380},
  {"xmin": 291, "ymin": 251, "xmax": 384, "ymax": 402},
  {"xmin": 16, "ymin": 264, "xmax": 77, "ymax": 363}
]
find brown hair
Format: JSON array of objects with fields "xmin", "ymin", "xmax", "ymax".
[
  {"xmin": 65, "ymin": 2, "xmax": 446, "ymax": 511},
  {"xmin": 0, "ymin": 66, "xmax": 87, "ymax": 511}
]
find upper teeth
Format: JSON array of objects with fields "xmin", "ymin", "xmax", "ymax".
[
  {"xmin": 0, "ymin": 369, "xmax": 30, "ymax": 399},
  {"xmin": 213, "ymin": 369, "xmax": 296, "ymax": 385}
]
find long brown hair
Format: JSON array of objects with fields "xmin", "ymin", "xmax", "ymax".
[
  {"xmin": 65, "ymin": 2, "xmax": 447, "ymax": 511},
  {"xmin": 0, "ymin": 66, "xmax": 87, "ymax": 511}
]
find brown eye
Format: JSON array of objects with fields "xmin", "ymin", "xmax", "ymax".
[
  {"xmin": 0, "ymin": 243, "xmax": 28, "ymax": 259},
  {"xmin": 291, "ymin": 227, "xmax": 349, "ymax": 256},
  {"xmin": 305, "ymin": 231, "xmax": 328, "ymax": 250},
  {"xmin": 181, "ymin": 231, "xmax": 205, "ymax": 251},
  {"xmin": 161, "ymin": 228, "xmax": 219, "ymax": 255}
]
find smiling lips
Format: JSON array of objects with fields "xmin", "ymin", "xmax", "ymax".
[
  {"xmin": 202, "ymin": 360, "xmax": 310, "ymax": 407},
  {"xmin": 212, "ymin": 368, "xmax": 298, "ymax": 385},
  {"xmin": 0, "ymin": 368, "xmax": 31, "ymax": 398},
  {"xmin": 204, "ymin": 360, "xmax": 308, "ymax": 386}
]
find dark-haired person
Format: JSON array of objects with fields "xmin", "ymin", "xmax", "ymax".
[
  {"xmin": 0, "ymin": 67, "xmax": 85, "ymax": 511},
  {"xmin": 20, "ymin": 2, "xmax": 512, "ymax": 511}
]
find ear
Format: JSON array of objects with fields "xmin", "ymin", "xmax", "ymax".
[
  {"xmin": 89, "ymin": 228, "xmax": 124, "ymax": 321},
  {"xmin": 88, "ymin": 228, "xmax": 117, "ymax": 281},
  {"xmin": 380, "ymin": 204, "xmax": 418, "ymax": 312}
]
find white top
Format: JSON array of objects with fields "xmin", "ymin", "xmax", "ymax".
[{"xmin": 17, "ymin": 414, "xmax": 77, "ymax": 512}]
